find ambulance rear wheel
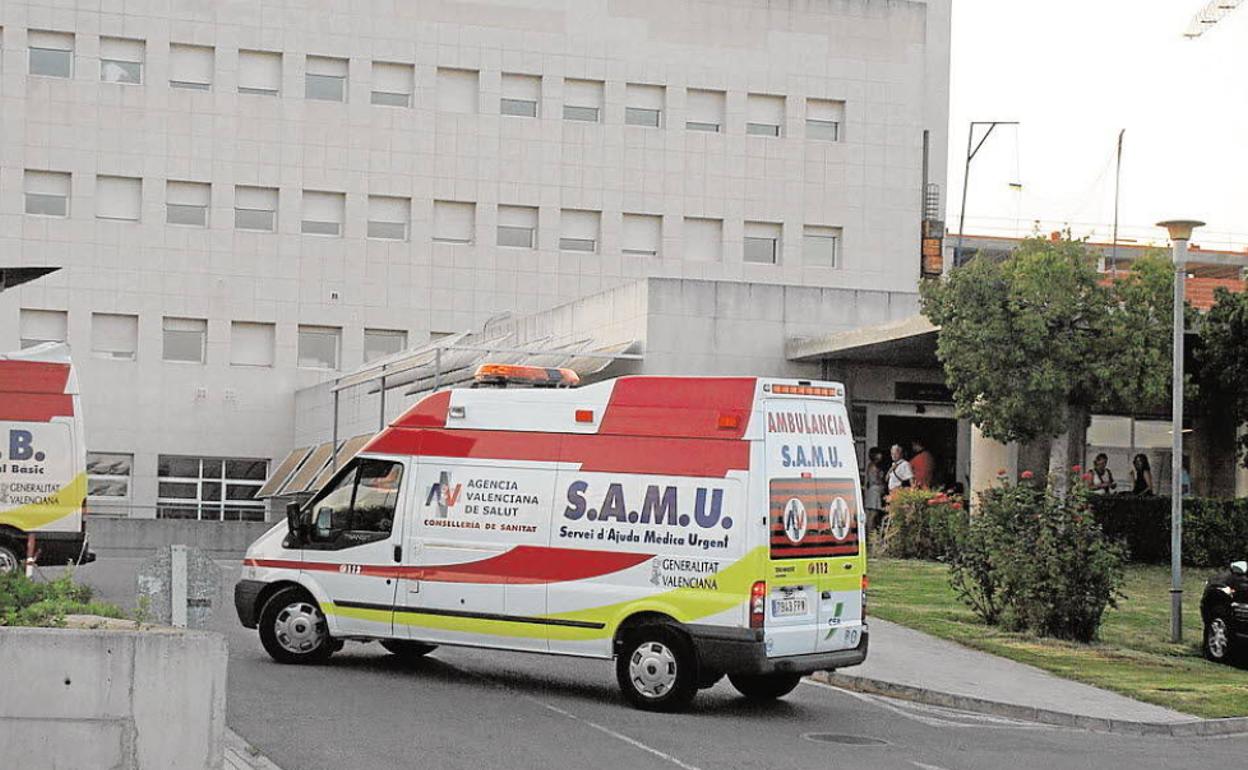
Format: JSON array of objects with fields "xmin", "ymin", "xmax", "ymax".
[
  {"xmin": 0, "ymin": 544, "xmax": 20, "ymax": 574},
  {"xmin": 258, "ymin": 587, "xmax": 334, "ymax": 665},
  {"xmin": 380, "ymin": 639, "xmax": 438, "ymax": 661},
  {"xmin": 616, "ymin": 625, "xmax": 698, "ymax": 712},
  {"xmin": 728, "ymin": 672, "xmax": 803, "ymax": 701}
]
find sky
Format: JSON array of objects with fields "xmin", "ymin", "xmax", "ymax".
[{"xmin": 947, "ymin": 0, "xmax": 1248, "ymax": 251}]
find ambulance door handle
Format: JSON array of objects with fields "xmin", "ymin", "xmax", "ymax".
[{"xmin": 393, "ymin": 544, "xmax": 402, "ymax": 563}]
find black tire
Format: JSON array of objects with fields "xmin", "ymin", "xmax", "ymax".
[
  {"xmin": 616, "ymin": 625, "xmax": 699, "ymax": 712},
  {"xmin": 728, "ymin": 672, "xmax": 803, "ymax": 701},
  {"xmin": 1203, "ymin": 611, "xmax": 1237, "ymax": 663},
  {"xmin": 0, "ymin": 543, "xmax": 21, "ymax": 575},
  {"xmin": 257, "ymin": 587, "xmax": 334, "ymax": 665},
  {"xmin": 380, "ymin": 639, "xmax": 438, "ymax": 661}
]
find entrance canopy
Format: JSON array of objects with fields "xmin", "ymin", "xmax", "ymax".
[{"xmin": 787, "ymin": 315, "xmax": 938, "ymax": 367}]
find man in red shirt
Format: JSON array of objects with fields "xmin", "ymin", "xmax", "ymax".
[{"xmin": 909, "ymin": 439, "xmax": 935, "ymax": 489}]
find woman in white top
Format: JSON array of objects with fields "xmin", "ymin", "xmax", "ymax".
[{"xmin": 886, "ymin": 444, "xmax": 914, "ymax": 493}]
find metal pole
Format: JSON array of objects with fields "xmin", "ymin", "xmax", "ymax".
[
  {"xmin": 955, "ymin": 126, "xmax": 974, "ymax": 265},
  {"xmin": 1170, "ymin": 236, "xmax": 1188, "ymax": 643},
  {"xmin": 379, "ymin": 370, "xmax": 387, "ymax": 430},
  {"xmin": 331, "ymin": 390, "xmax": 340, "ymax": 473},
  {"xmin": 1110, "ymin": 129, "xmax": 1124, "ymax": 274},
  {"xmin": 433, "ymin": 348, "xmax": 442, "ymax": 392}
]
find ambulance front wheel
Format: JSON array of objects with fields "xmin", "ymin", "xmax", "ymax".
[
  {"xmin": 258, "ymin": 587, "xmax": 334, "ymax": 665},
  {"xmin": 728, "ymin": 672, "xmax": 802, "ymax": 701},
  {"xmin": 616, "ymin": 625, "xmax": 699, "ymax": 712}
]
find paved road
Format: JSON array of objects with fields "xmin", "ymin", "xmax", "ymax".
[{"xmin": 67, "ymin": 558, "xmax": 1248, "ymax": 770}]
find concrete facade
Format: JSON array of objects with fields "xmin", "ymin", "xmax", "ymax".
[
  {"xmin": 0, "ymin": 0, "xmax": 950, "ymax": 519},
  {"xmin": 0, "ymin": 627, "xmax": 228, "ymax": 769}
]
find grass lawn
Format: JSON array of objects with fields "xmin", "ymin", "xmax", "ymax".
[{"xmin": 868, "ymin": 558, "xmax": 1248, "ymax": 719}]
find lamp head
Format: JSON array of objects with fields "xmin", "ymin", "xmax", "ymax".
[{"xmin": 1156, "ymin": 220, "xmax": 1205, "ymax": 242}]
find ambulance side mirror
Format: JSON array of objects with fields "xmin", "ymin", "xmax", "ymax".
[{"xmin": 286, "ymin": 501, "xmax": 306, "ymax": 545}]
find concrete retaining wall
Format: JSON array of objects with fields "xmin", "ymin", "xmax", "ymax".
[
  {"xmin": 0, "ymin": 627, "xmax": 228, "ymax": 769},
  {"xmin": 87, "ymin": 519, "xmax": 275, "ymax": 557}
]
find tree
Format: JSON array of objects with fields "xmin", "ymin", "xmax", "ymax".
[
  {"xmin": 920, "ymin": 236, "xmax": 1174, "ymax": 492},
  {"xmin": 1196, "ymin": 286, "xmax": 1248, "ymax": 467}
]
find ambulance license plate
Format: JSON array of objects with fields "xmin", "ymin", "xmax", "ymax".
[{"xmin": 772, "ymin": 597, "xmax": 808, "ymax": 617}]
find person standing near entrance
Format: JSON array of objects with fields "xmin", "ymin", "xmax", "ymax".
[
  {"xmin": 1089, "ymin": 452, "xmax": 1116, "ymax": 495},
  {"xmin": 863, "ymin": 447, "xmax": 887, "ymax": 533},
  {"xmin": 886, "ymin": 444, "xmax": 914, "ymax": 495},
  {"xmin": 909, "ymin": 439, "xmax": 935, "ymax": 489},
  {"xmin": 1131, "ymin": 453, "xmax": 1155, "ymax": 496}
]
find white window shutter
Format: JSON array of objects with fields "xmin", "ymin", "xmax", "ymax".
[
  {"xmin": 622, "ymin": 214, "xmax": 661, "ymax": 255},
  {"xmin": 433, "ymin": 201, "xmax": 475, "ymax": 242},
  {"xmin": 170, "ymin": 44, "xmax": 213, "ymax": 85},
  {"xmin": 91, "ymin": 313, "xmax": 138, "ymax": 357},
  {"xmin": 564, "ymin": 78, "xmax": 603, "ymax": 108},
  {"xmin": 20, "ymin": 309, "xmax": 68, "ymax": 342},
  {"xmin": 231, "ymin": 322, "xmax": 275, "ymax": 367},
  {"xmin": 96, "ymin": 176, "xmax": 142, "ymax": 220},
  {"xmin": 686, "ymin": 89, "xmax": 724, "ymax": 127},
  {"xmin": 437, "ymin": 68, "xmax": 478, "ymax": 113},
  {"xmin": 684, "ymin": 218, "xmax": 722, "ymax": 262}
]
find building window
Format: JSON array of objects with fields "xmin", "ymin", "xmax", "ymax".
[
  {"xmin": 436, "ymin": 67, "xmax": 478, "ymax": 113},
  {"xmin": 230, "ymin": 321, "xmax": 275, "ymax": 367},
  {"xmin": 19, "ymin": 309, "xmax": 67, "ymax": 349},
  {"xmin": 24, "ymin": 170, "xmax": 71, "ymax": 217},
  {"xmin": 367, "ymin": 195, "xmax": 409, "ymax": 240},
  {"xmin": 563, "ymin": 78, "xmax": 602, "ymax": 122},
  {"xmin": 807, "ymin": 98, "xmax": 845, "ymax": 141},
  {"xmin": 804, "ymin": 225, "xmax": 842, "ymax": 267},
  {"xmin": 238, "ymin": 49, "xmax": 281, "ymax": 95},
  {"xmin": 166, "ymin": 181, "xmax": 210, "ymax": 227},
  {"xmin": 99, "ymin": 37, "xmax": 143, "ymax": 84},
  {"xmin": 684, "ymin": 217, "xmax": 722, "ymax": 263},
  {"xmin": 625, "ymin": 83, "xmax": 664, "ymax": 127},
  {"xmin": 235, "ymin": 186, "xmax": 278, "ymax": 231},
  {"xmin": 162, "ymin": 317, "xmax": 207, "ymax": 363},
  {"xmin": 432, "ymin": 200, "xmax": 475, "ymax": 244},
  {"xmin": 371, "ymin": 61, "xmax": 412, "ymax": 107},
  {"xmin": 28, "ymin": 30, "xmax": 73, "ymax": 78},
  {"xmin": 560, "ymin": 209, "xmax": 600, "ymax": 253},
  {"xmin": 364, "ymin": 329, "xmax": 407, "ymax": 363},
  {"xmin": 685, "ymin": 89, "xmax": 724, "ymax": 133},
  {"xmin": 497, "ymin": 205, "xmax": 538, "ymax": 248},
  {"xmin": 95, "ymin": 175, "xmax": 142, "ymax": 221},
  {"xmin": 501, "ymin": 73, "xmax": 540, "ymax": 117},
  {"xmin": 298, "ymin": 325, "xmax": 341, "ymax": 370},
  {"xmin": 305, "ymin": 55, "xmax": 347, "ymax": 102},
  {"xmin": 301, "ymin": 190, "xmax": 345, "ymax": 236},
  {"xmin": 747, "ymin": 93, "xmax": 785, "ymax": 137},
  {"xmin": 622, "ymin": 213, "xmax": 661, "ymax": 257},
  {"xmin": 169, "ymin": 43, "xmax": 213, "ymax": 90},
  {"xmin": 87, "ymin": 452, "xmax": 132, "ymax": 501},
  {"xmin": 157, "ymin": 456, "xmax": 268, "ymax": 521},
  {"xmin": 91, "ymin": 313, "xmax": 138, "ymax": 360},
  {"xmin": 744, "ymin": 221, "xmax": 782, "ymax": 264}
]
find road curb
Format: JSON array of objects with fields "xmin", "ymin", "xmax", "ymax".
[
  {"xmin": 809, "ymin": 671, "xmax": 1248, "ymax": 737},
  {"xmin": 225, "ymin": 728, "xmax": 285, "ymax": 770}
]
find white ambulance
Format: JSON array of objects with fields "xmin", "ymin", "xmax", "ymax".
[
  {"xmin": 236, "ymin": 366, "xmax": 867, "ymax": 711},
  {"xmin": 0, "ymin": 342, "xmax": 94, "ymax": 573}
]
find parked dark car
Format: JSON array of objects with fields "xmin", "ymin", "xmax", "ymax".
[{"xmin": 1201, "ymin": 560, "xmax": 1248, "ymax": 663}]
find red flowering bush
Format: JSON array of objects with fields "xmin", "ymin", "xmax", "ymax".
[{"xmin": 881, "ymin": 488, "xmax": 963, "ymax": 560}]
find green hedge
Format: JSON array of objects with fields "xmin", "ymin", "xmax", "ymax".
[{"xmin": 1090, "ymin": 495, "xmax": 1248, "ymax": 567}]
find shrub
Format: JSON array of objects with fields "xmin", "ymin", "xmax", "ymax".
[
  {"xmin": 880, "ymin": 488, "xmax": 964, "ymax": 560},
  {"xmin": 950, "ymin": 475, "xmax": 1126, "ymax": 642},
  {"xmin": 1091, "ymin": 495, "xmax": 1248, "ymax": 567},
  {"xmin": 0, "ymin": 571, "xmax": 126, "ymax": 627}
]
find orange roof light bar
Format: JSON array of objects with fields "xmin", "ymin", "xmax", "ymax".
[
  {"xmin": 768, "ymin": 383, "xmax": 842, "ymax": 398},
  {"xmin": 473, "ymin": 363, "xmax": 581, "ymax": 388}
]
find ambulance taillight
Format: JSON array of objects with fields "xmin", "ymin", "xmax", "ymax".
[
  {"xmin": 861, "ymin": 575, "xmax": 869, "ymax": 619},
  {"xmin": 749, "ymin": 581, "xmax": 767, "ymax": 629}
]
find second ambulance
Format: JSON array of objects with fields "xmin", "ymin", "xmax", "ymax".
[{"xmin": 236, "ymin": 370, "xmax": 867, "ymax": 711}]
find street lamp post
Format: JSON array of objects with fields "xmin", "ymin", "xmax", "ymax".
[
  {"xmin": 1157, "ymin": 218, "xmax": 1204, "ymax": 644},
  {"xmin": 955, "ymin": 121, "xmax": 1019, "ymax": 265}
]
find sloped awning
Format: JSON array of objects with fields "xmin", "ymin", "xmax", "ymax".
[
  {"xmin": 309, "ymin": 434, "xmax": 373, "ymax": 491},
  {"xmin": 0, "ymin": 266, "xmax": 60, "ymax": 292},
  {"xmin": 255, "ymin": 445, "xmax": 313, "ymax": 497},
  {"xmin": 786, "ymin": 315, "xmax": 939, "ymax": 367}
]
